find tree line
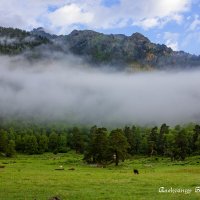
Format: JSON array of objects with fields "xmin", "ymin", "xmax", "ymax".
[
  {"xmin": 0, "ymin": 122, "xmax": 200, "ymax": 165},
  {"xmin": 0, "ymin": 27, "xmax": 49, "ymax": 55}
]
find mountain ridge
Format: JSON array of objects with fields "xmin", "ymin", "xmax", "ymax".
[{"xmin": 0, "ymin": 26, "xmax": 199, "ymax": 70}]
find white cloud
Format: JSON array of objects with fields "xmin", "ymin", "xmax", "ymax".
[
  {"xmin": 166, "ymin": 41, "xmax": 179, "ymax": 51},
  {"xmin": 0, "ymin": 0, "xmax": 193, "ymax": 33},
  {"xmin": 164, "ymin": 32, "xmax": 179, "ymax": 51},
  {"xmin": 133, "ymin": 18, "xmax": 159, "ymax": 30},
  {"xmin": 182, "ymin": 13, "xmax": 200, "ymax": 55},
  {"xmin": 172, "ymin": 14, "xmax": 184, "ymax": 24},
  {"xmin": 80, "ymin": 0, "xmax": 190, "ymax": 30},
  {"xmin": 133, "ymin": 14, "xmax": 184, "ymax": 30},
  {"xmin": 48, "ymin": 4, "xmax": 93, "ymax": 27},
  {"xmin": 188, "ymin": 15, "xmax": 200, "ymax": 31},
  {"xmin": 181, "ymin": 32, "xmax": 200, "ymax": 54}
]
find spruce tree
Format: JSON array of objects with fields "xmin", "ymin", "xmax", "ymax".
[
  {"xmin": 6, "ymin": 140, "xmax": 16, "ymax": 157},
  {"xmin": 109, "ymin": 129, "xmax": 130, "ymax": 166}
]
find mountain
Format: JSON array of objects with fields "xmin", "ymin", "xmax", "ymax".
[
  {"xmin": 0, "ymin": 27, "xmax": 49, "ymax": 54},
  {"xmin": 30, "ymin": 27, "xmax": 57, "ymax": 40},
  {"xmin": 0, "ymin": 26, "xmax": 200, "ymax": 70}
]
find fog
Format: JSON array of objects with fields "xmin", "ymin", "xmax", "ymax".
[
  {"xmin": 0, "ymin": 36, "xmax": 36, "ymax": 45},
  {"xmin": 0, "ymin": 55, "xmax": 200, "ymax": 126}
]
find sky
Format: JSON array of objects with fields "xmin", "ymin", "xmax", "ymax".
[{"xmin": 0, "ymin": 0, "xmax": 200, "ymax": 55}]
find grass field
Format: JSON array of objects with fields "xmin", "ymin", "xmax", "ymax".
[{"xmin": 0, "ymin": 152, "xmax": 200, "ymax": 200}]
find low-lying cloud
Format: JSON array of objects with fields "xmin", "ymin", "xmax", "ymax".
[{"xmin": 0, "ymin": 55, "xmax": 200, "ymax": 126}]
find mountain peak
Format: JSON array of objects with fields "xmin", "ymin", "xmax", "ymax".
[
  {"xmin": 32, "ymin": 27, "xmax": 46, "ymax": 32},
  {"xmin": 70, "ymin": 29, "xmax": 101, "ymax": 37},
  {"xmin": 31, "ymin": 27, "xmax": 56, "ymax": 39},
  {"xmin": 130, "ymin": 32, "xmax": 150, "ymax": 43}
]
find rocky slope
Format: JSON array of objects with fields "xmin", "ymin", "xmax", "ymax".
[{"xmin": 0, "ymin": 27, "xmax": 199, "ymax": 70}]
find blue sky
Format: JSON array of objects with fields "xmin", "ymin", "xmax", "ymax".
[{"xmin": 0, "ymin": 0, "xmax": 200, "ymax": 55}]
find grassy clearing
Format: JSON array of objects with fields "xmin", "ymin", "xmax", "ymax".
[{"xmin": 0, "ymin": 152, "xmax": 200, "ymax": 200}]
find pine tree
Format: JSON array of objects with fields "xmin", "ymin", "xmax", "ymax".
[
  {"xmin": 148, "ymin": 127, "xmax": 158, "ymax": 156},
  {"xmin": 175, "ymin": 129, "xmax": 188, "ymax": 160},
  {"xmin": 157, "ymin": 124, "xmax": 169, "ymax": 155},
  {"xmin": 24, "ymin": 135, "xmax": 38, "ymax": 155},
  {"xmin": 0, "ymin": 129, "xmax": 8, "ymax": 153},
  {"xmin": 84, "ymin": 127, "xmax": 108, "ymax": 164},
  {"xmin": 71, "ymin": 127, "xmax": 84, "ymax": 153},
  {"xmin": 38, "ymin": 134, "xmax": 49, "ymax": 154},
  {"xmin": 6, "ymin": 140, "xmax": 16, "ymax": 157},
  {"xmin": 48, "ymin": 132, "xmax": 59, "ymax": 152},
  {"xmin": 123, "ymin": 126, "xmax": 134, "ymax": 155},
  {"xmin": 58, "ymin": 134, "xmax": 68, "ymax": 153},
  {"xmin": 109, "ymin": 129, "xmax": 130, "ymax": 166},
  {"xmin": 192, "ymin": 125, "xmax": 200, "ymax": 152}
]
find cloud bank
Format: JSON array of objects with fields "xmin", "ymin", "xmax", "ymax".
[
  {"xmin": 0, "ymin": 0, "xmax": 191, "ymax": 33},
  {"xmin": 0, "ymin": 55, "xmax": 200, "ymax": 126}
]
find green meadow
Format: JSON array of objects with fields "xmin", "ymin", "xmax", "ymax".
[{"xmin": 0, "ymin": 152, "xmax": 200, "ymax": 200}]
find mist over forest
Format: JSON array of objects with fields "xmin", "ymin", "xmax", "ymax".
[{"xmin": 0, "ymin": 54, "xmax": 200, "ymax": 126}]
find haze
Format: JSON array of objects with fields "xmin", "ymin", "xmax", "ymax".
[{"xmin": 0, "ymin": 55, "xmax": 200, "ymax": 126}]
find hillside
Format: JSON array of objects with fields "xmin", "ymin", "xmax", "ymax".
[{"xmin": 0, "ymin": 26, "xmax": 200, "ymax": 70}]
